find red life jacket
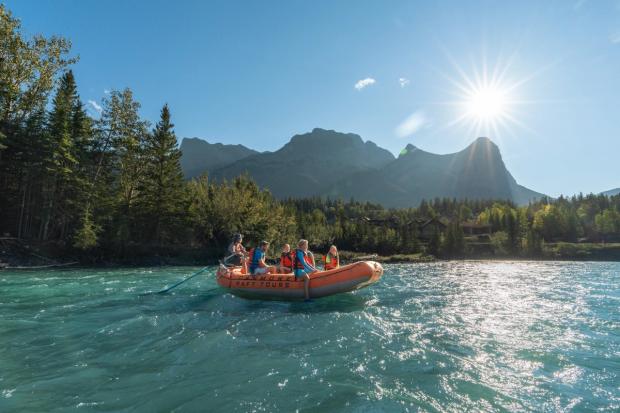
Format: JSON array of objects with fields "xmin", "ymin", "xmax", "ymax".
[
  {"xmin": 280, "ymin": 251, "xmax": 293, "ymax": 268},
  {"xmin": 324, "ymin": 253, "xmax": 339, "ymax": 270},
  {"xmin": 307, "ymin": 253, "xmax": 315, "ymax": 267}
]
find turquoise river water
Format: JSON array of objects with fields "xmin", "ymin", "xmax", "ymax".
[{"xmin": 1, "ymin": 261, "xmax": 619, "ymax": 412}]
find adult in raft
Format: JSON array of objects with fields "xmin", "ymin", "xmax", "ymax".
[
  {"xmin": 224, "ymin": 233, "xmax": 246, "ymax": 266},
  {"xmin": 293, "ymin": 239, "xmax": 318, "ymax": 300},
  {"xmin": 323, "ymin": 245, "xmax": 340, "ymax": 270},
  {"xmin": 249, "ymin": 241, "xmax": 277, "ymax": 275}
]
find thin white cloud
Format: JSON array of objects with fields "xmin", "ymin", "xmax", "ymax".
[
  {"xmin": 88, "ymin": 100, "xmax": 102, "ymax": 114},
  {"xmin": 395, "ymin": 110, "xmax": 428, "ymax": 138},
  {"xmin": 610, "ymin": 30, "xmax": 620, "ymax": 44},
  {"xmin": 103, "ymin": 89, "xmax": 111, "ymax": 95},
  {"xmin": 354, "ymin": 77, "xmax": 376, "ymax": 90},
  {"xmin": 399, "ymin": 77, "xmax": 410, "ymax": 88}
]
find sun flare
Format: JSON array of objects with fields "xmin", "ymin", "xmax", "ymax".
[
  {"xmin": 436, "ymin": 51, "xmax": 537, "ymax": 142},
  {"xmin": 466, "ymin": 86, "xmax": 508, "ymax": 120}
]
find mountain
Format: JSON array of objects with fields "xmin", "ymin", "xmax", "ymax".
[
  {"xmin": 183, "ymin": 129, "xmax": 544, "ymax": 206},
  {"xmin": 325, "ymin": 137, "xmax": 544, "ymax": 207},
  {"xmin": 179, "ymin": 138, "xmax": 258, "ymax": 179},
  {"xmin": 601, "ymin": 188, "xmax": 620, "ymax": 196},
  {"xmin": 210, "ymin": 128, "xmax": 395, "ymax": 198}
]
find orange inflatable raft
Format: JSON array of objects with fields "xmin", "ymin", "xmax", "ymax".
[{"xmin": 216, "ymin": 261, "xmax": 384, "ymax": 300}]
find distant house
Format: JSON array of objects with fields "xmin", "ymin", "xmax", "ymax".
[
  {"xmin": 418, "ymin": 218, "xmax": 447, "ymax": 240},
  {"xmin": 461, "ymin": 222, "xmax": 491, "ymax": 236}
]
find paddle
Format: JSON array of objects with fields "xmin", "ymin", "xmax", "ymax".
[
  {"xmin": 141, "ymin": 266, "xmax": 210, "ymax": 295},
  {"xmin": 142, "ymin": 252, "xmax": 246, "ymax": 295}
]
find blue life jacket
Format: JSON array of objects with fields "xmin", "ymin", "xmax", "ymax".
[{"xmin": 249, "ymin": 248, "xmax": 264, "ymax": 273}]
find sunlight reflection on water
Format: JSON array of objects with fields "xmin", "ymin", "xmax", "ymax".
[{"xmin": 0, "ymin": 262, "xmax": 619, "ymax": 412}]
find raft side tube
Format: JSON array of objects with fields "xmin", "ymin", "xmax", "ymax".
[{"xmin": 216, "ymin": 261, "xmax": 383, "ymax": 300}]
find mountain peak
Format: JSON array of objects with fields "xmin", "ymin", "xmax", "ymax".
[
  {"xmin": 288, "ymin": 128, "xmax": 364, "ymax": 147},
  {"xmin": 465, "ymin": 136, "xmax": 501, "ymax": 157},
  {"xmin": 179, "ymin": 138, "xmax": 258, "ymax": 179},
  {"xmin": 399, "ymin": 144, "xmax": 418, "ymax": 157}
]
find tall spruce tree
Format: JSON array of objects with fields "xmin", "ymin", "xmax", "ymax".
[
  {"xmin": 41, "ymin": 70, "xmax": 91, "ymax": 240},
  {"xmin": 138, "ymin": 104, "xmax": 185, "ymax": 244},
  {"xmin": 97, "ymin": 88, "xmax": 149, "ymax": 250}
]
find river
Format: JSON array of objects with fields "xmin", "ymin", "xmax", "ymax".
[{"xmin": 1, "ymin": 261, "xmax": 619, "ymax": 412}]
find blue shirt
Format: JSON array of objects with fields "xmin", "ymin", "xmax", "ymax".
[
  {"xmin": 294, "ymin": 249, "xmax": 316, "ymax": 276},
  {"xmin": 249, "ymin": 248, "xmax": 264, "ymax": 273}
]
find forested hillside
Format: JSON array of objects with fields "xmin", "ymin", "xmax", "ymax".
[{"xmin": 1, "ymin": 5, "xmax": 619, "ymax": 264}]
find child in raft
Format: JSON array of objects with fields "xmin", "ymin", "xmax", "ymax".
[
  {"xmin": 323, "ymin": 245, "xmax": 339, "ymax": 270},
  {"xmin": 279, "ymin": 243, "xmax": 293, "ymax": 273}
]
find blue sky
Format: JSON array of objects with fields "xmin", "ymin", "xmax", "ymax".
[{"xmin": 6, "ymin": 0, "xmax": 620, "ymax": 196}]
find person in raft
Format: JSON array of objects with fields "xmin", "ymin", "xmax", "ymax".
[
  {"xmin": 248, "ymin": 240, "xmax": 277, "ymax": 275},
  {"xmin": 224, "ymin": 233, "xmax": 246, "ymax": 266},
  {"xmin": 306, "ymin": 249, "xmax": 316, "ymax": 267},
  {"xmin": 323, "ymin": 245, "xmax": 339, "ymax": 270},
  {"xmin": 293, "ymin": 239, "xmax": 318, "ymax": 300},
  {"xmin": 279, "ymin": 243, "xmax": 294, "ymax": 273}
]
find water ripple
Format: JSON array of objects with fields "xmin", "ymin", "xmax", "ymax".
[{"xmin": 0, "ymin": 262, "xmax": 619, "ymax": 412}]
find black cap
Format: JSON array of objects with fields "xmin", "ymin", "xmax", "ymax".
[{"xmin": 233, "ymin": 233, "xmax": 243, "ymax": 242}]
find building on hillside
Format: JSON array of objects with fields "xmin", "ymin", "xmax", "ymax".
[
  {"xmin": 461, "ymin": 222, "xmax": 492, "ymax": 236},
  {"xmin": 417, "ymin": 218, "xmax": 447, "ymax": 240}
]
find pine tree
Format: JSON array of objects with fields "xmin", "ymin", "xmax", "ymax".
[
  {"xmin": 73, "ymin": 207, "xmax": 99, "ymax": 250},
  {"xmin": 138, "ymin": 104, "xmax": 185, "ymax": 244},
  {"xmin": 427, "ymin": 226, "xmax": 441, "ymax": 257},
  {"xmin": 98, "ymin": 88, "xmax": 149, "ymax": 250},
  {"xmin": 41, "ymin": 70, "xmax": 83, "ymax": 240}
]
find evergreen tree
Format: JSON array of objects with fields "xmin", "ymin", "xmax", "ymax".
[
  {"xmin": 425, "ymin": 225, "xmax": 439, "ymax": 257},
  {"xmin": 98, "ymin": 88, "xmax": 149, "ymax": 250},
  {"xmin": 73, "ymin": 207, "xmax": 99, "ymax": 250},
  {"xmin": 525, "ymin": 228, "xmax": 543, "ymax": 257},
  {"xmin": 41, "ymin": 70, "xmax": 85, "ymax": 240},
  {"xmin": 0, "ymin": 5, "xmax": 75, "ymax": 237},
  {"xmin": 138, "ymin": 104, "xmax": 186, "ymax": 244},
  {"xmin": 441, "ymin": 222, "xmax": 465, "ymax": 258}
]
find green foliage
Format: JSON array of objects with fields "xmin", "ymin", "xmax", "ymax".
[
  {"xmin": 490, "ymin": 231, "xmax": 509, "ymax": 255},
  {"xmin": 0, "ymin": 5, "xmax": 76, "ymax": 126},
  {"xmin": 137, "ymin": 104, "xmax": 186, "ymax": 244},
  {"xmin": 595, "ymin": 209, "xmax": 620, "ymax": 240},
  {"xmin": 188, "ymin": 175, "xmax": 296, "ymax": 250},
  {"xmin": 525, "ymin": 228, "xmax": 543, "ymax": 257},
  {"xmin": 73, "ymin": 209, "xmax": 99, "ymax": 250},
  {"xmin": 1, "ymin": 4, "xmax": 619, "ymax": 263},
  {"xmin": 441, "ymin": 222, "xmax": 465, "ymax": 257}
]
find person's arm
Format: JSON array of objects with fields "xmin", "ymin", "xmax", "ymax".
[{"xmin": 298, "ymin": 250, "xmax": 317, "ymax": 272}]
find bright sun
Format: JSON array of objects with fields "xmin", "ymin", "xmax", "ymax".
[
  {"xmin": 438, "ymin": 52, "xmax": 533, "ymax": 141},
  {"xmin": 466, "ymin": 86, "xmax": 507, "ymax": 120}
]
